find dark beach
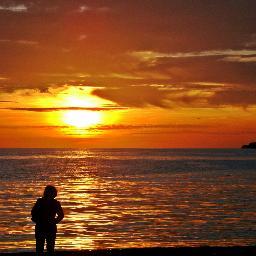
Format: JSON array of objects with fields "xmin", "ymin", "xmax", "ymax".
[{"xmin": 1, "ymin": 247, "xmax": 256, "ymax": 256}]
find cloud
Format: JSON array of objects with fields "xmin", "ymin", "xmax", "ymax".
[
  {"xmin": 96, "ymin": 7, "xmax": 111, "ymax": 13},
  {"xmin": 76, "ymin": 4, "xmax": 111, "ymax": 13},
  {"xmin": 130, "ymin": 52, "xmax": 256, "ymax": 87},
  {"xmin": 77, "ymin": 5, "xmax": 90, "ymax": 13},
  {"xmin": 89, "ymin": 123, "xmax": 211, "ymax": 131},
  {"xmin": 92, "ymin": 86, "xmax": 171, "ymax": 108},
  {"xmin": 98, "ymin": 73, "xmax": 144, "ymax": 80},
  {"xmin": 0, "ymin": 39, "xmax": 39, "ymax": 46},
  {"xmin": 245, "ymin": 34, "xmax": 256, "ymax": 47},
  {"xmin": 92, "ymin": 84, "xmax": 219, "ymax": 108},
  {"xmin": 15, "ymin": 40, "xmax": 39, "ymax": 46},
  {"xmin": 3, "ymin": 106, "xmax": 127, "ymax": 112},
  {"xmin": 133, "ymin": 130, "xmax": 256, "ymax": 136},
  {"xmin": 0, "ymin": 1, "xmax": 255, "ymax": 112},
  {"xmin": 91, "ymin": 81, "xmax": 256, "ymax": 109},
  {"xmin": 78, "ymin": 34, "xmax": 87, "ymax": 41},
  {"xmin": 222, "ymin": 56, "xmax": 256, "ymax": 63},
  {"xmin": 38, "ymin": 72, "xmax": 91, "ymax": 78},
  {"xmin": 209, "ymin": 90, "xmax": 256, "ymax": 106},
  {"xmin": 131, "ymin": 49, "xmax": 256, "ymax": 63},
  {"xmin": 0, "ymin": 4, "xmax": 28, "ymax": 12},
  {"xmin": 0, "ymin": 77, "xmax": 8, "ymax": 80},
  {"xmin": 0, "ymin": 123, "xmax": 211, "ymax": 133},
  {"xmin": 0, "ymin": 125, "xmax": 69, "ymax": 129}
]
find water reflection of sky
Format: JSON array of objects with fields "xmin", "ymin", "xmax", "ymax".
[{"xmin": 0, "ymin": 149, "xmax": 256, "ymax": 252}]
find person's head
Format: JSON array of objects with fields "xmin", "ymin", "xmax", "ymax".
[{"xmin": 43, "ymin": 185, "xmax": 57, "ymax": 199}]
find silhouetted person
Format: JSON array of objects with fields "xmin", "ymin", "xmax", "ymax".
[{"xmin": 31, "ymin": 185, "xmax": 64, "ymax": 255}]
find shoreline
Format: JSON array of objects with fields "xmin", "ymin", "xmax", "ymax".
[{"xmin": 1, "ymin": 246, "xmax": 256, "ymax": 256}]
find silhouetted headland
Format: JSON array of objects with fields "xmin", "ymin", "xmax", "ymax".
[
  {"xmin": 241, "ymin": 141, "xmax": 256, "ymax": 149},
  {"xmin": 0, "ymin": 246, "xmax": 256, "ymax": 256}
]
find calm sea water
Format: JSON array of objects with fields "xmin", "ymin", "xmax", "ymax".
[{"xmin": 0, "ymin": 148, "xmax": 256, "ymax": 252}]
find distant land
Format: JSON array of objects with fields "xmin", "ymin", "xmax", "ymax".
[{"xmin": 241, "ymin": 142, "xmax": 256, "ymax": 149}]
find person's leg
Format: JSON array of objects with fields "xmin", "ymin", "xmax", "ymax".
[
  {"xmin": 46, "ymin": 232, "xmax": 56, "ymax": 255},
  {"xmin": 35, "ymin": 232, "xmax": 45, "ymax": 256}
]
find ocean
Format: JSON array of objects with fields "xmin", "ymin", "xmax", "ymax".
[{"xmin": 0, "ymin": 148, "xmax": 255, "ymax": 252}]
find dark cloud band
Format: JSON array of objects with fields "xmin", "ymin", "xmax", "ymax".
[{"xmin": 2, "ymin": 106, "xmax": 127, "ymax": 112}]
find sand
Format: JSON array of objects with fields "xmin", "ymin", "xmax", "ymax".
[{"xmin": 0, "ymin": 246, "xmax": 256, "ymax": 256}]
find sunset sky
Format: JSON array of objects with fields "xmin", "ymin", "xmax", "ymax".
[{"xmin": 0, "ymin": 0, "xmax": 256, "ymax": 148}]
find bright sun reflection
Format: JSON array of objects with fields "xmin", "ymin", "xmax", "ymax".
[{"xmin": 63, "ymin": 110, "xmax": 101, "ymax": 128}]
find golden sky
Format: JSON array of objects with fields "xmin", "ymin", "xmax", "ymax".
[{"xmin": 0, "ymin": 0, "xmax": 256, "ymax": 148}]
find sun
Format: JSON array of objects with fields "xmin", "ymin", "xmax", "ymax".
[
  {"xmin": 59, "ymin": 90, "xmax": 104, "ymax": 128},
  {"xmin": 63, "ymin": 110, "xmax": 101, "ymax": 128},
  {"xmin": 46, "ymin": 87, "xmax": 119, "ymax": 130}
]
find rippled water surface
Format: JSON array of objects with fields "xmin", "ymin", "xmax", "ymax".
[{"xmin": 0, "ymin": 148, "xmax": 256, "ymax": 252}]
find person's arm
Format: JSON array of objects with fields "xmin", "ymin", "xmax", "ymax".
[
  {"xmin": 55, "ymin": 201, "xmax": 64, "ymax": 224},
  {"xmin": 31, "ymin": 199, "xmax": 40, "ymax": 223}
]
